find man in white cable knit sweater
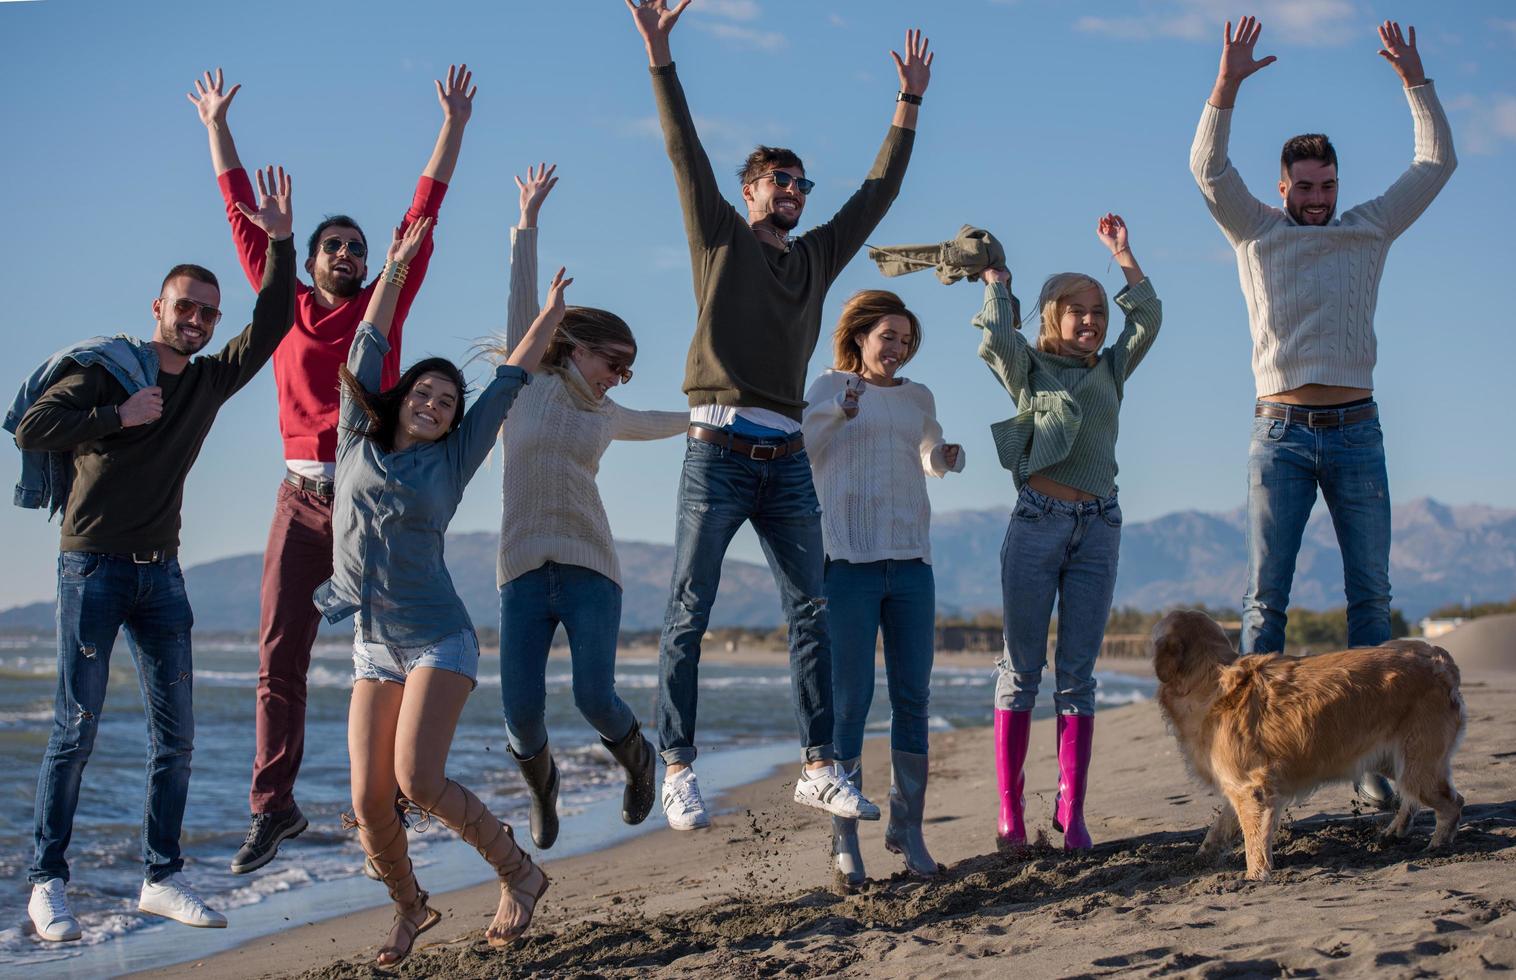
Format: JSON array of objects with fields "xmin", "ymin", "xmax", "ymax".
[{"xmin": 1189, "ymin": 16, "xmax": 1455, "ymax": 695}]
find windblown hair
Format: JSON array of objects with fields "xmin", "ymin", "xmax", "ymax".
[
  {"xmin": 1036, "ymin": 273, "xmax": 1108, "ymax": 366},
  {"xmin": 161, "ymin": 264, "xmax": 219, "ymax": 292},
  {"xmin": 338, "ymin": 356, "xmax": 467, "ymax": 451},
  {"xmin": 831, "ymin": 290, "xmax": 922, "ymax": 374},
  {"xmin": 307, "ymin": 215, "xmax": 368, "ymax": 260},
  {"xmin": 737, "ymin": 145, "xmax": 805, "ymax": 187},
  {"xmin": 542, "ymin": 307, "xmax": 638, "ymax": 375},
  {"xmin": 1280, "ymin": 133, "xmax": 1337, "ymax": 178}
]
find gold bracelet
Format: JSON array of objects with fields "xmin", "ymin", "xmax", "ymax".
[{"xmin": 383, "ymin": 260, "xmax": 409, "ymax": 287}]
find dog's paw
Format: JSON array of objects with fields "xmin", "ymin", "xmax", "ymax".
[{"xmin": 1243, "ymin": 866, "xmax": 1273, "ymax": 882}]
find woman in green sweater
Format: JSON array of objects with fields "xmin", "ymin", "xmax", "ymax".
[{"xmin": 972, "ymin": 214, "xmax": 1161, "ymax": 852}]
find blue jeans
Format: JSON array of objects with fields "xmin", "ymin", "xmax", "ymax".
[
  {"xmin": 827, "ymin": 558, "xmax": 935, "ymax": 760},
  {"xmin": 499, "ymin": 562, "xmax": 634, "ymax": 757},
  {"xmin": 996, "ymin": 487, "xmax": 1122, "ymax": 717},
  {"xmin": 30, "ymin": 553, "xmax": 195, "ymax": 885},
  {"xmin": 657, "ymin": 435, "xmax": 834, "ymax": 766},
  {"xmin": 1243, "ymin": 405, "xmax": 1392, "ymax": 654}
]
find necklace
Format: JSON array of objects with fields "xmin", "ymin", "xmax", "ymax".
[{"xmin": 753, "ymin": 223, "xmax": 791, "ymax": 253}]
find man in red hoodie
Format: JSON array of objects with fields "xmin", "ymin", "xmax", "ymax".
[{"xmin": 187, "ymin": 65, "xmax": 477, "ymax": 874}]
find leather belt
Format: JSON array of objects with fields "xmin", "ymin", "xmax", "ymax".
[
  {"xmin": 285, "ymin": 471, "xmax": 335, "ymax": 498},
  {"xmin": 687, "ymin": 424, "xmax": 805, "ymax": 461},
  {"xmin": 1254, "ymin": 402, "xmax": 1378, "ymax": 428}
]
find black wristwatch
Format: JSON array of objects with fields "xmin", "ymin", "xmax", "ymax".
[{"xmin": 896, "ymin": 91, "xmax": 923, "ymax": 106}]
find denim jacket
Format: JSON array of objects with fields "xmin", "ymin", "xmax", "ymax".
[
  {"xmin": 6, "ymin": 335, "xmax": 159, "ymax": 516},
  {"xmin": 314, "ymin": 323, "xmax": 529, "ymax": 646}
]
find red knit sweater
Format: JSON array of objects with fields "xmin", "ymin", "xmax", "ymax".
[{"xmin": 218, "ymin": 168, "xmax": 447, "ymax": 462}]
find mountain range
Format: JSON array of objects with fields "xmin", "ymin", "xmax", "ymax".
[{"xmin": 1, "ymin": 498, "xmax": 1511, "ymax": 633}]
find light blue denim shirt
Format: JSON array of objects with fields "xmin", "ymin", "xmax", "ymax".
[{"xmin": 314, "ymin": 323, "xmax": 529, "ymax": 646}]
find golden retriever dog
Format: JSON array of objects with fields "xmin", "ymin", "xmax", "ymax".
[{"xmin": 1151, "ymin": 610, "xmax": 1465, "ymax": 880}]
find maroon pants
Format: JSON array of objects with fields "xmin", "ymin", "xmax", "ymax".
[{"xmin": 250, "ymin": 481, "xmax": 333, "ymax": 814}]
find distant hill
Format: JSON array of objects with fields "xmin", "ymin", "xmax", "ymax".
[{"xmin": 2, "ymin": 498, "xmax": 1511, "ymax": 633}]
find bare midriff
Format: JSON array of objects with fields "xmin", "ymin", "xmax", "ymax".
[
  {"xmin": 1027, "ymin": 474, "xmax": 1099, "ymax": 503},
  {"xmin": 1261, "ymin": 383, "xmax": 1373, "ymax": 406}
]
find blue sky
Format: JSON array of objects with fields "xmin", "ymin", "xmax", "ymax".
[{"xmin": 1, "ymin": 0, "xmax": 1513, "ymax": 607}]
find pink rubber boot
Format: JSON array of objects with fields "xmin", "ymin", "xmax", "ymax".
[
  {"xmin": 994, "ymin": 709, "xmax": 1032, "ymax": 849},
  {"xmin": 1052, "ymin": 713, "xmax": 1095, "ymax": 851}
]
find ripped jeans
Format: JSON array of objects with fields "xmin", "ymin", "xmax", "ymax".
[
  {"xmin": 656, "ymin": 435, "xmax": 835, "ymax": 766},
  {"xmin": 30, "ymin": 552, "xmax": 196, "ymax": 885}
]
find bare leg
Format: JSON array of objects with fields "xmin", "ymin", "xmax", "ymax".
[{"xmin": 396, "ymin": 668, "xmax": 549, "ymax": 945}]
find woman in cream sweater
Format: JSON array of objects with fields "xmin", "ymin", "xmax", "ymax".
[
  {"xmin": 802, "ymin": 290, "xmax": 964, "ymax": 889},
  {"xmin": 495, "ymin": 166, "xmax": 688, "ymax": 849}
]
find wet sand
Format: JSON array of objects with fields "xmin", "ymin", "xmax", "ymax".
[{"xmin": 148, "ymin": 645, "xmax": 1516, "ymax": 979}]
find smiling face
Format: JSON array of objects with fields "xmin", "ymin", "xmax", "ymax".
[
  {"xmin": 305, "ymin": 223, "xmax": 368, "ymax": 299},
  {"xmin": 856, "ymin": 314, "xmax": 915, "ymax": 381},
  {"xmin": 397, "ymin": 371, "xmax": 459, "ymax": 444},
  {"xmin": 152, "ymin": 275, "xmax": 222, "ymax": 357},
  {"xmin": 1056, "ymin": 285, "xmax": 1108, "ymax": 357},
  {"xmin": 1279, "ymin": 159, "xmax": 1338, "ymax": 226},
  {"xmin": 570, "ymin": 343, "xmax": 635, "ymax": 399},
  {"xmin": 743, "ymin": 166, "xmax": 808, "ymax": 231}
]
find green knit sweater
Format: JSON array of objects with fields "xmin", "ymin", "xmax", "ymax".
[
  {"xmin": 972, "ymin": 278, "xmax": 1162, "ymax": 496},
  {"xmin": 651, "ymin": 64, "xmax": 915, "ymax": 420}
]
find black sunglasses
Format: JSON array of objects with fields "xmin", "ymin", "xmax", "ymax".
[
  {"xmin": 760, "ymin": 171, "xmax": 815, "ymax": 196},
  {"xmin": 319, "ymin": 237, "xmax": 368, "ymax": 259},
  {"xmin": 163, "ymin": 297, "xmax": 222, "ymax": 325}
]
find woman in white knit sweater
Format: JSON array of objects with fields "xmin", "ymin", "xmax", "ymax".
[
  {"xmin": 495, "ymin": 166, "xmax": 688, "ymax": 848},
  {"xmin": 802, "ymin": 290, "xmax": 964, "ymax": 889}
]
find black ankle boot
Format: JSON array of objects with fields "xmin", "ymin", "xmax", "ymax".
[
  {"xmin": 511, "ymin": 744, "xmax": 560, "ymax": 849},
  {"xmin": 601, "ymin": 720, "xmax": 656, "ymax": 825}
]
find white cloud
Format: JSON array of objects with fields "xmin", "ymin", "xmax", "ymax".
[
  {"xmin": 829, "ymin": 13, "xmax": 846, "ymax": 28},
  {"xmin": 698, "ymin": 0, "xmax": 760, "ymax": 21},
  {"xmin": 1076, "ymin": 0, "xmax": 1360, "ymax": 47},
  {"xmin": 693, "ymin": 20, "xmax": 786, "ymax": 52},
  {"xmin": 619, "ymin": 113, "xmax": 784, "ymax": 167},
  {"xmin": 1490, "ymin": 19, "xmax": 1516, "ymax": 45},
  {"xmin": 1446, "ymin": 92, "xmax": 1516, "ymax": 155}
]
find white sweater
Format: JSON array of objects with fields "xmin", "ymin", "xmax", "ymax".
[
  {"xmin": 1189, "ymin": 81, "xmax": 1455, "ymax": 397},
  {"xmin": 801, "ymin": 370, "xmax": 964, "ymax": 564},
  {"xmin": 497, "ymin": 227, "xmax": 688, "ymax": 588}
]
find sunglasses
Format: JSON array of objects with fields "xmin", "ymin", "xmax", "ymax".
[
  {"xmin": 319, "ymin": 237, "xmax": 368, "ymax": 259},
  {"xmin": 759, "ymin": 171, "xmax": 815, "ymax": 196},
  {"xmin": 579, "ymin": 346, "xmax": 634, "ymax": 384},
  {"xmin": 163, "ymin": 297, "xmax": 222, "ymax": 325}
]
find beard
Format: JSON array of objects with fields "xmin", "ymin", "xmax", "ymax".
[
  {"xmin": 315, "ymin": 267, "xmax": 364, "ymax": 298},
  {"xmin": 768, "ymin": 207, "xmax": 800, "ymax": 232},
  {"xmin": 1287, "ymin": 202, "xmax": 1336, "ymax": 226},
  {"xmin": 159, "ymin": 321, "xmax": 209, "ymax": 356}
]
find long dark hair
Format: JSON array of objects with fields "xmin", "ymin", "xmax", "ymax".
[{"xmin": 338, "ymin": 356, "xmax": 468, "ymax": 451}]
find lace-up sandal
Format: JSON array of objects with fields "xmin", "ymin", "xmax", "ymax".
[{"xmin": 344, "ymin": 810, "xmax": 441, "ymax": 966}]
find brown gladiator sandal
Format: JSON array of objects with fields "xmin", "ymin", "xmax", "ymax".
[
  {"xmin": 343, "ymin": 810, "xmax": 441, "ymax": 965},
  {"xmin": 418, "ymin": 780, "xmax": 549, "ymax": 946}
]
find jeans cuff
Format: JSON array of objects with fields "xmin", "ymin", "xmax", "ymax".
[
  {"xmin": 660, "ymin": 746, "xmax": 696, "ymax": 767},
  {"xmin": 803, "ymin": 743, "xmax": 835, "ymax": 764}
]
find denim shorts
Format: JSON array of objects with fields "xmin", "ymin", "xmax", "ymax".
[{"xmin": 352, "ymin": 628, "xmax": 480, "ymax": 688}]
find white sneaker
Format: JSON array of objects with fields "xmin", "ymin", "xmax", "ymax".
[
  {"xmin": 29, "ymin": 879, "xmax": 82, "ymax": 942},
  {"xmin": 662, "ymin": 768, "xmax": 711, "ymax": 830},
  {"xmin": 794, "ymin": 762, "xmax": 881, "ymax": 820},
  {"xmin": 138, "ymin": 873, "xmax": 227, "ymax": 928}
]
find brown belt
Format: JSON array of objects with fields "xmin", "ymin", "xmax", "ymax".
[
  {"xmin": 285, "ymin": 470, "xmax": 335, "ymax": 498},
  {"xmin": 687, "ymin": 424, "xmax": 805, "ymax": 460},
  {"xmin": 1254, "ymin": 402, "xmax": 1377, "ymax": 428}
]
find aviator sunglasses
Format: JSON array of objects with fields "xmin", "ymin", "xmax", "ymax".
[
  {"xmin": 162, "ymin": 297, "xmax": 222, "ymax": 325},
  {"xmin": 758, "ymin": 171, "xmax": 815, "ymax": 196},
  {"xmin": 576, "ymin": 344, "xmax": 634, "ymax": 384},
  {"xmin": 319, "ymin": 237, "xmax": 368, "ymax": 259}
]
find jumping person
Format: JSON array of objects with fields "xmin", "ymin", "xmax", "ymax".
[
  {"xmin": 802, "ymin": 290, "xmax": 964, "ymax": 888},
  {"xmin": 976, "ymin": 215, "xmax": 1161, "ymax": 852},
  {"xmin": 187, "ymin": 65, "xmax": 477, "ymax": 873},
  {"xmin": 496, "ymin": 164, "xmax": 687, "ymax": 848},
  {"xmin": 316, "ymin": 219, "xmax": 562, "ymax": 965},
  {"xmin": 624, "ymin": 0, "xmax": 933, "ymax": 832},
  {"xmin": 18, "ymin": 168, "xmax": 297, "ymax": 940}
]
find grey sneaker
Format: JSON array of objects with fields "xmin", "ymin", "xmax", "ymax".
[
  {"xmin": 230, "ymin": 803, "xmax": 308, "ymax": 874},
  {"xmin": 29, "ymin": 879, "xmax": 81, "ymax": 942}
]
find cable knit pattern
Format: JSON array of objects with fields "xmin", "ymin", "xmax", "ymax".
[
  {"xmin": 496, "ymin": 227, "xmax": 688, "ymax": 588},
  {"xmin": 802, "ymin": 370, "xmax": 963, "ymax": 564},
  {"xmin": 1189, "ymin": 82, "xmax": 1455, "ymax": 397},
  {"xmin": 973, "ymin": 278, "xmax": 1162, "ymax": 497}
]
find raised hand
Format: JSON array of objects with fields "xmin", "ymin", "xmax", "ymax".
[
  {"xmin": 187, "ymin": 68, "xmax": 240, "ymax": 127},
  {"xmin": 842, "ymin": 374, "xmax": 865, "ymax": 419},
  {"xmin": 515, "ymin": 163, "xmax": 559, "ymax": 229},
  {"xmin": 1377, "ymin": 21, "xmax": 1425, "ymax": 88},
  {"xmin": 1218, "ymin": 16, "xmax": 1276, "ymax": 86},
  {"xmin": 386, "ymin": 217, "xmax": 433, "ymax": 267},
  {"xmin": 435, "ymin": 63, "xmax": 477, "ymax": 123},
  {"xmin": 982, "ymin": 266, "xmax": 1011, "ymax": 286},
  {"xmin": 233, "ymin": 166, "xmax": 293, "ymax": 240},
  {"xmin": 542, "ymin": 266, "xmax": 573, "ymax": 326},
  {"xmin": 892, "ymin": 29, "xmax": 934, "ymax": 96},
  {"xmin": 118, "ymin": 386, "xmax": 163, "ymax": 427},
  {"xmin": 625, "ymin": 0, "xmax": 691, "ymax": 64},
  {"xmin": 1096, "ymin": 213, "xmax": 1129, "ymax": 256}
]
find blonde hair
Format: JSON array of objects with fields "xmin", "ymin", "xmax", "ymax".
[
  {"xmin": 1036, "ymin": 273, "xmax": 1108, "ymax": 365},
  {"xmin": 831, "ymin": 290, "xmax": 922, "ymax": 373}
]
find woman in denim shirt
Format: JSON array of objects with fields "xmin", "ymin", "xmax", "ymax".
[{"xmin": 314, "ymin": 217, "xmax": 567, "ymax": 965}]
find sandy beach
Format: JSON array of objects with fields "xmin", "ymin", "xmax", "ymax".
[{"xmin": 136, "ymin": 630, "xmax": 1516, "ymax": 980}]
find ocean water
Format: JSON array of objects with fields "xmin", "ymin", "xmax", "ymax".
[{"xmin": 0, "ymin": 632, "xmax": 1155, "ymax": 974}]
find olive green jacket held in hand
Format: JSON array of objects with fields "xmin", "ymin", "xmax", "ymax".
[
  {"xmin": 868, "ymin": 224, "xmax": 1007, "ymax": 285},
  {"xmin": 973, "ymin": 278, "xmax": 1162, "ymax": 498},
  {"xmin": 650, "ymin": 63, "xmax": 915, "ymax": 422}
]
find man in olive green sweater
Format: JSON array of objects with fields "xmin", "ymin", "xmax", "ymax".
[{"xmin": 623, "ymin": 0, "xmax": 933, "ymax": 833}]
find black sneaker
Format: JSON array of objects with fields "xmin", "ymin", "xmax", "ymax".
[{"xmin": 230, "ymin": 804, "xmax": 308, "ymax": 874}]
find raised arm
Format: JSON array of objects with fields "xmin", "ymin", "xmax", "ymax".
[
  {"xmin": 192, "ymin": 69, "xmax": 272, "ymax": 291},
  {"xmin": 1094, "ymin": 215, "xmax": 1162, "ymax": 380},
  {"xmin": 1190, "ymin": 17, "xmax": 1278, "ymax": 246},
  {"xmin": 626, "ymin": 0, "xmax": 691, "ymax": 68},
  {"xmin": 973, "ymin": 268, "xmax": 1032, "ymax": 399},
  {"xmin": 1353, "ymin": 22, "xmax": 1456, "ymax": 239},
  {"xmin": 506, "ymin": 163, "xmax": 557, "ymax": 352},
  {"xmin": 209, "ymin": 166, "xmax": 299, "ymax": 397},
  {"xmin": 423, "ymin": 63, "xmax": 476, "ymax": 185},
  {"xmin": 360, "ymin": 217, "xmax": 434, "ymax": 341},
  {"xmin": 188, "ymin": 67, "xmax": 245, "ymax": 176}
]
